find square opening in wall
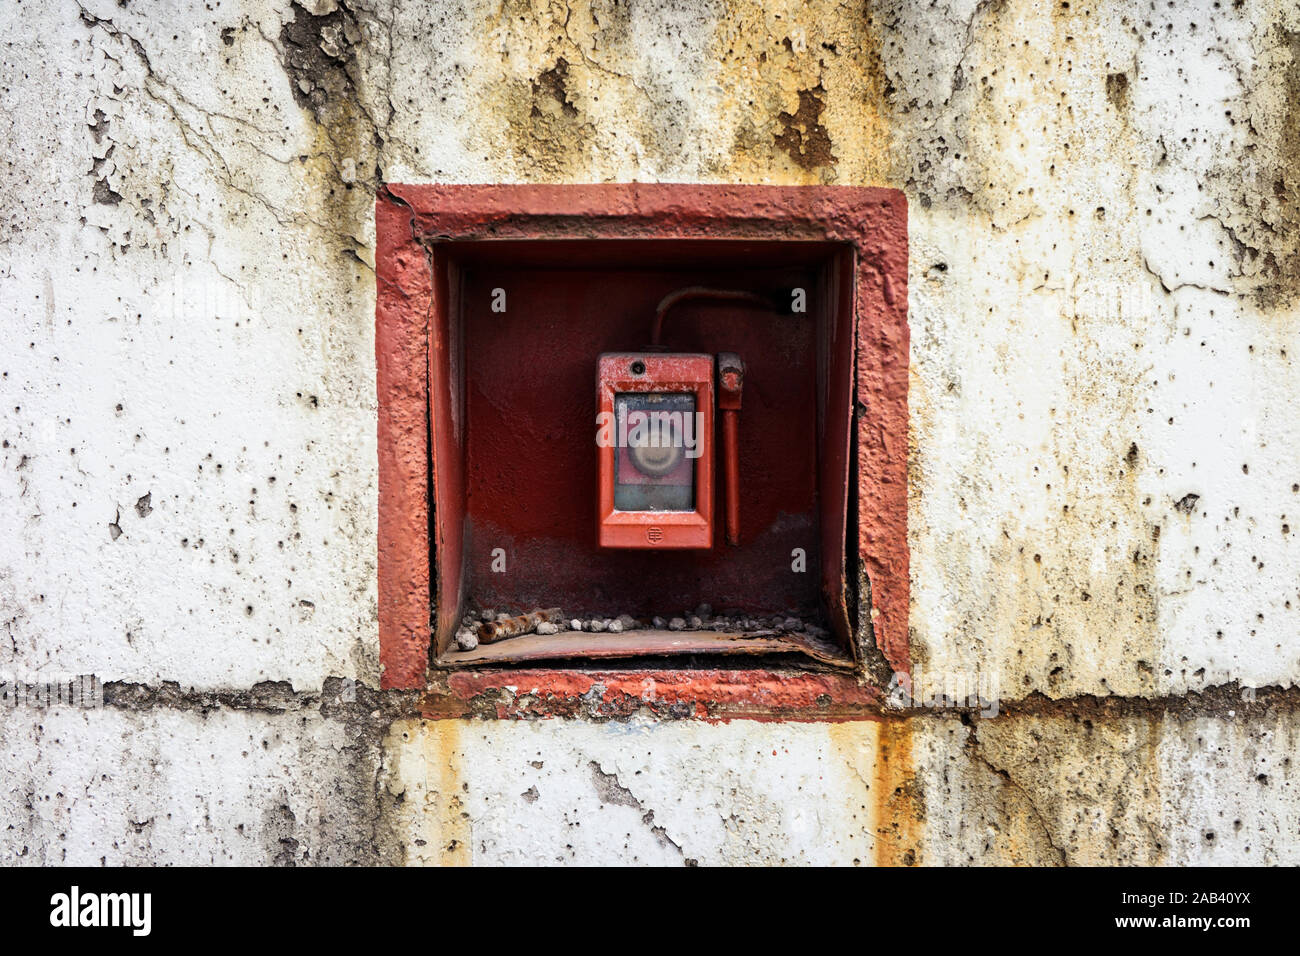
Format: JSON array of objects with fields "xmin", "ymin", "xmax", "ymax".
[
  {"xmin": 432, "ymin": 239, "xmax": 855, "ymax": 668},
  {"xmin": 374, "ymin": 186, "xmax": 909, "ymax": 690}
]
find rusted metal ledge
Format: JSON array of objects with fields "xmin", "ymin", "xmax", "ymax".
[{"xmin": 435, "ymin": 628, "xmax": 854, "ymax": 670}]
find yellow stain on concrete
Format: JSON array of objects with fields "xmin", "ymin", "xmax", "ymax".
[{"xmin": 381, "ymin": 719, "xmax": 471, "ymax": 866}]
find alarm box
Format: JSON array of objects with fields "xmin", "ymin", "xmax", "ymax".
[{"xmin": 596, "ymin": 352, "xmax": 714, "ymax": 549}]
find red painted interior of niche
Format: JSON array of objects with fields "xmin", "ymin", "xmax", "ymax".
[{"xmin": 460, "ymin": 256, "xmax": 823, "ymax": 618}]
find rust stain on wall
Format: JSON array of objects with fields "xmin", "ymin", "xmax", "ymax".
[
  {"xmin": 460, "ymin": 1, "xmax": 897, "ymax": 184},
  {"xmin": 867, "ymin": 719, "xmax": 921, "ymax": 865},
  {"xmin": 383, "ymin": 719, "xmax": 471, "ymax": 865},
  {"xmin": 714, "ymin": 1, "xmax": 893, "ymax": 185},
  {"xmin": 497, "ymin": 63, "xmax": 598, "ymax": 180},
  {"xmin": 470, "ymin": 0, "xmax": 621, "ymax": 181},
  {"xmin": 532, "ymin": 57, "xmax": 579, "ymax": 118}
]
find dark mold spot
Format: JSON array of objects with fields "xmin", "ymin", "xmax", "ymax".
[
  {"xmin": 532, "ymin": 58, "xmax": 578, "ymax": 118},
  {"xmin": 775, "ymin": 83, "xmax": 836, "ymax": 171},
  {"xmin": 91, "ymin": 179, "xmax": 123, "ymax": 206},
  {"xmin": 1203, "ymin": 27, "xmax": 1300, "ymax": 308},
  {"xmin": 88, "ymin": 108, "xmax": 109, "ymax": 144},
  {"xmin": 279, "ymin": 1, "xmax": 362, "ymax": 125},
  {"xmin": 1105, "ymin": 72, "xmax": 1129, "ymax": 111}
]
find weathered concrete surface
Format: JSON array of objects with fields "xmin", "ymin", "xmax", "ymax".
[
  {"xmin": 382, "ymin": 707, "xmax": 1300, "ymax": 866},
  {"xmin": 2, "ymin": 0, "xmax": 1299, "ymax": 864},
  {"xmin": 7, "ymin": 698, "xmax": 1296, "ymax": 866},
  {"xmin": 902, "ymin": 0, "xmax": 1300, "ymax": 701},
  {"xmin": 0, "ymin": 698, "xmax": 397, "ymax": 865},
  {"xmin": 0, "ymin": 0, "xmax": 381, "ymax": 692}
]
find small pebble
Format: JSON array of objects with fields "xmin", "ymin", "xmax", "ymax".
[
  {"xmin": 479, "ymin": 608, "xmax": 495, "ymax": 622},
  {"xmin": 454, "ymin": 627, "xmax": 478, "ymax": 651},
  {"xmin": 569, "ymin": 619, "xmax": 583, "ymax": 632},
  {"xmin": 668, "ymin": 617, "xmax": 686, "ymax": 631},
  {"xmin": 496, "ymin": 612, "xmax": 511, "ymax": 622},
  {"xmin": 617, "ymin": 614, "xmax": 636, "ymax": 631},
  {"xmin": 687, "ymin": 615, "xmax": 703, "ymax": 629},
  {"xmin": 588, "ymin": 618, "xmax": 607, "ymax": 632},
  {"xmin": 536, "ymin": 621, "xmax": 559, "ymax": 635},
  {"xmin": 607, "ymin": 619, "xmax": 624, "ymax": 633},
  {"xmin": 652, "ymin": 616, "xmax": 667, "ymax": 629},
  {"xmin": 783, "ymin": 617, "xmax": 802, "ymax": 632}
]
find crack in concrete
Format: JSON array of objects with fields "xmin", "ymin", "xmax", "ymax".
[
  {"xmin": 966, "ymin": 720, "xmax": 1069, "ymax": 865},
  {"xmin": 1142, "ymin": 254, "xmax": 1232, "ymax": 296},
  {"xmin": 588, "ymin": 760, "xmax": 692, "ymax": 863},
  {"xmin": 76, "ymin": 2, "xmax": 374, "ymax": 245}
]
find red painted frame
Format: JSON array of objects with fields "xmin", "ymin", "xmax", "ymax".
[
  {"xmin": 597, "ymin": 352, "xmax": 714, "ymax": 550},
  {"xmin": 376, "ymin": 184, "xmax": 909, "ymax": 694}
]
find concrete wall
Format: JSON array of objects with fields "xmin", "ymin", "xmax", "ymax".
[{"xmin": 3, "ymin": 0, "xmax": 1299, "ymax": 864}]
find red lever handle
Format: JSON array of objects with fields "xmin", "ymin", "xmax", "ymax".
[{"xmin": 717, "ymin": 353, "xmax": 744, "ymax": 547}]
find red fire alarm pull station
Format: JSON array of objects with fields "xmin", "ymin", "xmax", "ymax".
[
  {"xmin": 597, "ymin": 289, "xmax": 759, "ymax": 550},
  {"xmin": 597, "ymin": 352, "xmax": 715, "ymax": 549}
]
